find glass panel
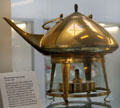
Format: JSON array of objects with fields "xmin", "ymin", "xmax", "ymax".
[
  {"xmin": 91, "ymin": 62, "xmax": 105, "ymax": 88},
  {"xmin": 12, "ymin": 21, "xmax": 33, "ymax": 72}
]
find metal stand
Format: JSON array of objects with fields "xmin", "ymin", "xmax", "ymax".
[
  {"xmin": 49, "ymin": 64, "xmax": 56, "ymax": 91},
  {"xmin": 62, "ymin": 63, "xmax": 71, "ymax": 106},
  {"xmin": 102, "ymin": 57, "xmax": 110, "ymax": 102}
]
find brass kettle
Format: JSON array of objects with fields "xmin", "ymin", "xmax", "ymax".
[
  {"xmin": 4, "ymin": 4, "xmax": 119, "ymax": 106},
  {"xmin": 4, "ymin": 4, "xmax": 118, "ymax": 55}
]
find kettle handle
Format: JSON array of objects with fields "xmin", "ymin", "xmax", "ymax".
[{"xmin": 42, "ymin": 14, "xmax": 63, "ymax": 30}]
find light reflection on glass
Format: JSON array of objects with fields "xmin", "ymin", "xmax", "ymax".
[
  {"xmin": 99, "ymin": 23, "xmax": 106, "ymax": 27},
  {"xmin": 17, "ymin": 23, "xmax": 26, "ymax": 29},
  {"xmin": 12, "ymin": 0, "xmax": 34, "ymax": 7},
  {"xmin": 105, "ymin": 26, "xmax": 119, "ymax": 32},
  {"xmin": 12, "ymin": 23, "xmax": 27, "ymax": 39}
]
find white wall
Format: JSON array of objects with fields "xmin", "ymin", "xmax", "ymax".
[
  {"xmin": 0, "ymin": 0, "xmax": 12, "ymax": 107},
  {"xmin": 0, "ymin": 0, "xmax": 12, "ymax": 72}
]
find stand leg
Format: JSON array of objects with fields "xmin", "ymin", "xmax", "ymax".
[
  {"xmin": 62, "ymin": 63, "xmax": 71, "ymax": 106},
  {"xmin": 84, "ymin": 58, "xmax": 91, "ymax": 81},
  {"xmin": 101, "ymin": 57, "xmax": 109, "ymax": 90},
  {"xmin": 49, "ymin": 64, "xmax": 56, "ymax": 91},
  {"xmin": 87, "ymin": 97, "xmax": 92, "ymax": 108},
  {"xmin": 102, "ymin": 57, "xmax": 110, "ymax": 102}
]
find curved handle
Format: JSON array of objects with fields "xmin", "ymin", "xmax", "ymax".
[{"xmin": 42, "ymin": 14, "xmax": 63, "ymax": 30}]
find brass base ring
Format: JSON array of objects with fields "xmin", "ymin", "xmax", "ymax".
[{"xmin": 47, "ymin": 88, "xmax": 111, "ymax": 98}]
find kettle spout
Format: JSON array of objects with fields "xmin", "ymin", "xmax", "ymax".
[{"xmin": 3, "ymin": 17, "xmax": 45, "ymax": 54}]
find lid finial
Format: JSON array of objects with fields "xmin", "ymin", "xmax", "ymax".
[
  {"xmin": 60, "ymin": 13, "xmax": 63, "ymax": 19},
  {"xmin": 74, "ymin": 4, "xmax": 78, "ymax": 12}
]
